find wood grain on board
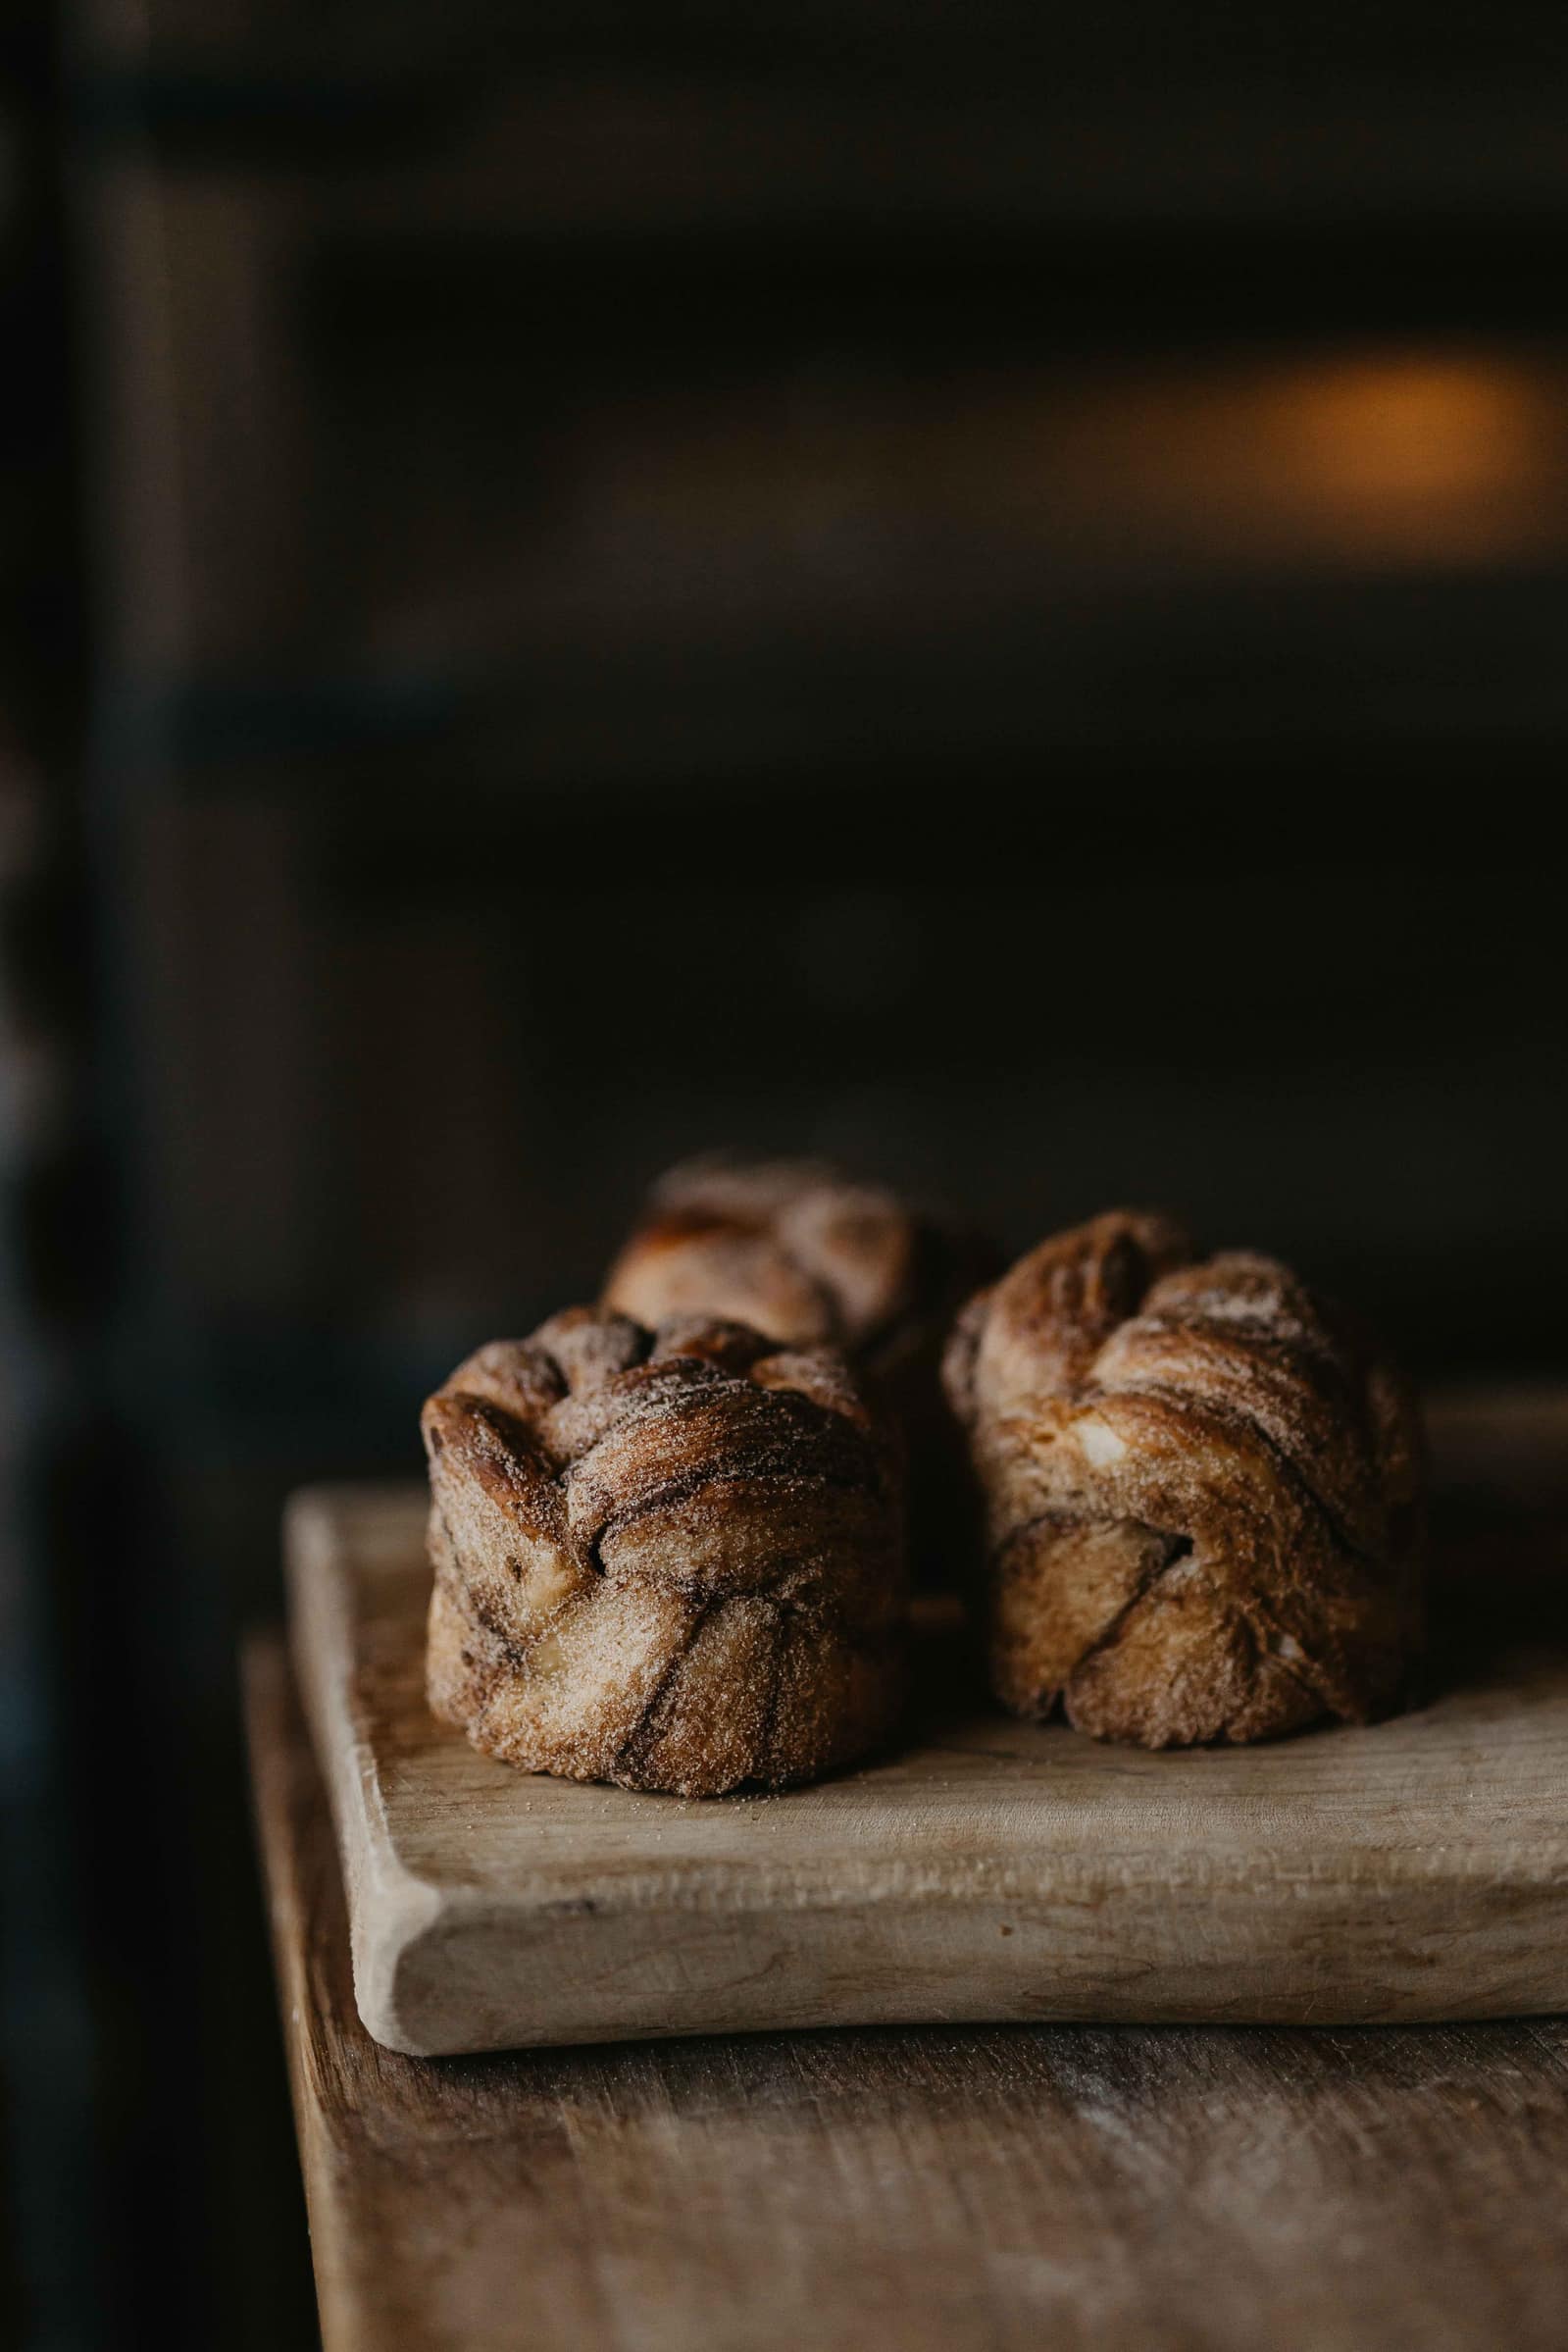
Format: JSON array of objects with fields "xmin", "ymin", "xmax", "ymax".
[
  {"xmin": 283, "ymin": 1388, "xmax": 1568, "ymax": 2056},
  {"xmin": 246, "ymin": 1633, "xmax": 1568, "ymax": 2352}
]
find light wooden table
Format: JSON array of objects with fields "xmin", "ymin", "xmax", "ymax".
[{"xmin": 247, "ymin": 1621, "xmax": 1568, "ymax": 2352}]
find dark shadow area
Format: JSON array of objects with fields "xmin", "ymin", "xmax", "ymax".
[{"xmin": 3, "ymin": 2, "xmax": 1566, "ymax": 2343}]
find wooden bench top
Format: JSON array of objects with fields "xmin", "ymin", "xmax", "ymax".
[{"xmin": 246, "ymin": 1626, "xmax": 1568, "ymax": 2352}]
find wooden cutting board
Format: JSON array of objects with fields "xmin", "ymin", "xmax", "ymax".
[{"xmin": 285, "ymin": 1394, "xmax": 1568, "ymax": 2057}]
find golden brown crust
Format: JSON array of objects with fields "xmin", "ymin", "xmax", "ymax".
[
  {"xmin": 603, "ymin": 1155, "xmax": 998, "ymax": 1580},
  {"xmin": 604, "ymin": 1157, "xmax": 950, "ymax": 1366},
  {"xmin": 423, "ymin": 1307, "xmax": 906, "ymax": 1796},
  {"xmin": 943, "ymin": 1211, "xmax": 1426, "ymax": 1748}
]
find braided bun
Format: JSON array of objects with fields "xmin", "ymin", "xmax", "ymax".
[
  {"xmin": 943, "ymin": 1211, "xmax": 1425, "ymax": 1747},
  {"xmin": 423, "ymin": 1307, "xmax": 905, "ymax": 1795}
]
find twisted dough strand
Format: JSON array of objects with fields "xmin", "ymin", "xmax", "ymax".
[{"xmin": 602, "ymin": 1155, "xmax": 974, "ymax": 1373}]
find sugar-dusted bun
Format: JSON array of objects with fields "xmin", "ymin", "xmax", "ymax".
[
  {"xmin": 603, "ymin": 1154, "xmax": 997, "ymax": 1577},
  {"xmin": 943, "ymin": 1211, "xmax": 1425, "ymax": 1747},
  {"xmin": 423, "ymin": 1307, "xmax": 905, "ymax": 1796}
]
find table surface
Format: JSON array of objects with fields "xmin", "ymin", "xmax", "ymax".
[{"xmin": 247, "ymin": 1626, "xmax": 1568, "ymax": 2352}]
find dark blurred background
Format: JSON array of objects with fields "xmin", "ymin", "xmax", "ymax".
[{"xmin": 2, "ymin": 3, "xmax": 1567, "ymax": 2344}]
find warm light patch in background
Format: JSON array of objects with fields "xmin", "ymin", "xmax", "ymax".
[
  {"xmin": 1008, "ymin": 346, "xmax": 1565, "ymax": 576},
  {"xmin": 1279, "ymin": 355, "xmax": 1541, "ymax": 511},
  {"xmin": 1193, "ymin": 352, "xmax": 1555, "ymax": 568},
  {"xmin": 377, "ymin": 339, "xmax": 1568, "ymax": 657}
]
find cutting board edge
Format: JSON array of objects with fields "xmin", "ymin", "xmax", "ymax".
[
  {"xmin": 362, "ymin": 1881, "xmax": 1568, "ymax": 2055},
  {"xmin": 285, "ymin": 1490, "xmax": 452, "ymax": 2054}
]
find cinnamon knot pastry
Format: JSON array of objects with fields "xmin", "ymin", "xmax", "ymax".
[
  {"xmin": 943, "ymin": 1211, "xmax": 1425, "ymax": 1747},
  {"xmin": 423, "ymin": 1307, "xmax": 905, "ymax": 1796},
  {"xmin": 603, "ymin": 1154, "xmax": 997, "ymax": 1577}
]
